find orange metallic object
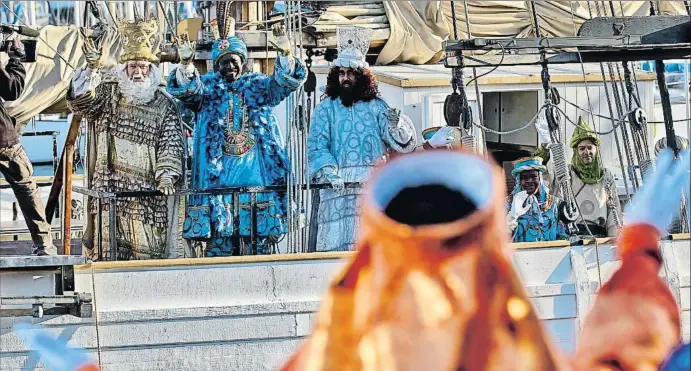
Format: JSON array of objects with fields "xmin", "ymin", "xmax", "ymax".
[{"xmin": 282, "ymin": 149, "xmax": 680, "ymax": 371}]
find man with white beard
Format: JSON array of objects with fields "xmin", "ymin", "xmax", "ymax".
[{"xmin": 67, "ymin": 18, "xmax": 187, "ymax": 260}]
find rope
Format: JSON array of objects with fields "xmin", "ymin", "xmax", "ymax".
[
  {"xmin": 462, "ymin": 1, "xmax": 485, "ymax": 152},
  {"xmin": 90, "ymin": 264, "xmax": 103, "ymax": 369}
]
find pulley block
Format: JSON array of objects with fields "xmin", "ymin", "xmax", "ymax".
[
  {"xmin": 444, "ymin": 92, "xmax": 464, "ymax": 127},
  {"xmin": 444, "ymin": 93, "xmax": 473, "ymax": 129},
  {"xmin": 628, "ymin": 107, "xmax": 647, "ymax": 130},
  {"xmin": 304, "ymin": 71, "xmax": 316, "ymax": 95},
  {"xmin": 545, "ymin": 105, "xmax": 561, "ymax": 132}
]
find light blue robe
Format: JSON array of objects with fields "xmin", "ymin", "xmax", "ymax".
[
  {"xmin": 308, "ymin": 97, "xmax": 417, "ymax": 251},
  {"xmin": 167, "ymin": 57, "xmax": 305, "ymax": 255}
]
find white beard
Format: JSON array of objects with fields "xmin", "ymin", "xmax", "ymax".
[{"xmin": 117, "ymin": 63, "xmax": 161, "ymax": 106}]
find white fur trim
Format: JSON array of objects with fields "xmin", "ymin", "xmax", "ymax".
[{"xmin": 369, "ymin": 152, "xmax": 494, "ymax": 211}]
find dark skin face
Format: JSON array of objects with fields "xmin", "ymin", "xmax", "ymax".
[
  {"xmin": 519, "ymin": 169, "xmax": 540, "ymax": 196},
  {"xmin": 216, "ymin": 53, "xmax": 244, "ymax": 83}
]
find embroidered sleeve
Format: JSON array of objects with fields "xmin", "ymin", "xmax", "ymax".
[
  {"xmin": 166, "ymin": 64, "xmax": 204, "ymax": 112},
  {"xmin": 238, "ymin": 56, "xmax": 306, "ymax": 108},
  {"xmin": 377, "ymin": 99, "xmax": 417, "ymax": 153},
  {"xmin": 307, "ymin": 102, "xmax": 339, "ymax": 179},
  {"xmin": 66, "ymin": 67, "xmax": 106, "ymax": 117},
  {"xmin": 155, "ymin": 97, "xmax": 185, "ymax": 184}
]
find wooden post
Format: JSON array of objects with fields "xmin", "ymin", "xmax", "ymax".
[
  {"xmin": 45, "ymin": 114, "xmax": 83, "ymax": 224},
  {"xmin": 62, "ymin": 143, "xmax": 74, "ymax": 255}
]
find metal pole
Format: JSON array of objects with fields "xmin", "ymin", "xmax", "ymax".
[
  {"xmin": 655, "ymin": 60, "xmax": 679, "ymax": 156},
  {"xmin": 108, "ymin": 197, "xmax": 117, "ymax": 261}
]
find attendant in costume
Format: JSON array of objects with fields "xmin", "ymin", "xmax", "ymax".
[
  {"xmin": 308, "ymin": 26, "xmax": 417, "ymax": 252},
  {"xmin": 653, "ymin": 135, "xmax": 689, "ymax": 234},
  {"xmin": 281, "ymin": 147, "xmax": 689, "ymax": 371},
  {"xmin": 506, "ymin": 157, "xmax": 569, "ymax": 242},
  {"xmin": 167, "ymin": 28, "xmax": 305, "ymax": 256},
  {"xmin": 536, "ymin": 116, "xmax": 622, "ymax": 237},
  {"xmin": 68, "ymin": 18, "xmax": 187, "ymax": 260}
]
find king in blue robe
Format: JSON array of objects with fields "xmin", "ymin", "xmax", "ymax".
[{"xmin": 167, "ymin": 34, "xmax": 305, "ymax": 256}]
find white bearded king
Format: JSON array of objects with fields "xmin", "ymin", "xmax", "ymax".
[{"xmin": 67, "ymin": 18, "xmax": 189, "ymax": 260}]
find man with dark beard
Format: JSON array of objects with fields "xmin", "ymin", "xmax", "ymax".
[
  {"xmin": 68, "ymin": 18, "xmax": 187, "ymax": 260},
  {"xmin": 167, "ymin": 26, "xmax": 305, "ymax": 256},
  {"xmin": 307, "ymin": 26, "xmax": 418, "ymax": 252}
]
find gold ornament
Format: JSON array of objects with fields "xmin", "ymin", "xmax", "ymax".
[{"xmin": 118, "ymin": 18, "xmax": 159, "ymax": 64}]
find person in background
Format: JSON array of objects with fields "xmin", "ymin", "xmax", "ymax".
[
  {"xmin": 307, "ymin": 26, "xmax": 417, "ymax": 252},
  {"xmin": 0, "ymin": 38, "xmax": 54, "ymax": 256},
  {"xmin": 68, "ymin": 18, "xmax": 187, "ymax": 260},
  {"xmin": 506, "ymin": 157, "xmax": 569, "ymax": 242},
  {"xmin": 536, "ymin": 116, "xmax": 622, "ymax": 237},
  {"xmin": 167, "ymin": 26, "xmax": 305, "ymax": 256}
]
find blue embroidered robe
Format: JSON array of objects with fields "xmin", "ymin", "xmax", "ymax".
[
  {"xmin": 506, "ymin": 183, "xmax": 569, "ymax": 243},
  {"xmin": 167, "ymin": 57, "xmax": 305, "ymax": 254},
  {"xmin": 308, "ymin": 97, "xmax": 417, "ymax": 252}
]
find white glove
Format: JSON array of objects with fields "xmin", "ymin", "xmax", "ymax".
[
  {"xmin": 508, "ymin": 191, "xmax": 532, "ymax": 230},
  {"xmin": 535, "ymin": 111, "xmax": 552, "ymax": 145},
  {"xmin": 157, "ymin": 173, "xmax": 176, "ymax": 196},
  {"xmin": 321, "ymin": 167, "xmax": 345, "ymax": 194},
  {"xmin": 429, "ymin": 126, "xmax": 456, "ymax": 148},
  {"xmin": 625, "ymin": 149, "xmax": 690, "ymax": 234}
]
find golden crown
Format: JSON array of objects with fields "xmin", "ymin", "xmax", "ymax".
[{"xmin": 118, "ymin": 18, "xmax": 159, "ymax": 64}]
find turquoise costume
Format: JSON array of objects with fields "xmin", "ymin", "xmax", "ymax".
[
  {"xmin": 167, "ymin": 36, "xmax": 305, "ymax": 255},
  {"xmin": 308, "ymin": 97, "xmax": 417, "ymax": 251},
  {"xmin": 506, "ymin": 157, "xmax": 569, "ymax": 243}
]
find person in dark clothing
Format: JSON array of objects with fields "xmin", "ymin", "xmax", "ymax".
[{"xmin": 0, "ymin": 38, "xmax": 53, "ymax": 255}]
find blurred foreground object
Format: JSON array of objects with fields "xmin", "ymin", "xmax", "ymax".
[
  {"xmin": 281, "ymin": 148, "xmax": 687, "ymax": 371},
  {"xmin": 14, "ymin": 323, "xmax": 99, "ymax": 371}
]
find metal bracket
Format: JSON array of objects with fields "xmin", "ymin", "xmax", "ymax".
[
  {"xmin": 444, "ymin": 16, "xmax": 691, "ymax": 67},
  {"xmin": 1, "ymin": 293, "xmax": 93, "ymax": 318}
]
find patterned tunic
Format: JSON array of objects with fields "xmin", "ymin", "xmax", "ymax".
[
  {"xmin": 308, "ymin": 97, "xmax": 417, "ymax": 252},
  {"xmin": 67, "ymin": 68, "xmax": 186, "ymax": 260},
  {"xmin": 167, "ymin": 57, "xmax": 305, "ymax": 256},
  {"xmin": 505, "ymin": 189, "xmax": 569, "ymax": 243}
]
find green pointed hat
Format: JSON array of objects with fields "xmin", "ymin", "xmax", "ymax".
[{"xmin": 569, "ymin": 116, "xmax": 601, "ymax": 148}]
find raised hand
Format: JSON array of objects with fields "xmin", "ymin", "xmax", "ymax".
[
  {"xmin": 6, "ymin": 38, "xmax": 25, "ymax": 60},
  {"xmin": 385, "ymin": 107, "xmax": 401, "ymax": 126},
  {"xmin": 429, "ymin": 126, "xmax": 456, "ymax": 148},
  {"xmin": 177, "ymin": 34, "xmax": 196, "ymax": 65},
  {"xmin": 80, "ymin": 30, "xmax": 102, "ymax": 69},
  {"xmin": 625, "ymin": 149, "xmax": 691, "ymax": 234},
  {"xmin": 269, "ymin": 24, "xmax": 292, "ymax": 56}
]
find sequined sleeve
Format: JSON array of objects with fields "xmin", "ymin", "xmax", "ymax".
[
  {"xmin": 155, "ymin": 93, "xmax": 185, "ymax": 183},
  {"xmin": 166, "ymin": 64, "xmax": 204, "ymax": 112},
  {"xmin": 66, "ymin": 67, "xmax": 106, "ymax": 117},
  {"xmin": 236, "ymin": 56, "xmax": 306, "ymax": 108}
]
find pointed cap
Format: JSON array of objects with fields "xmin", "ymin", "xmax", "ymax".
[{"xmin": 570, "ymin": 116, "xmax": 601, "ymax": 148}]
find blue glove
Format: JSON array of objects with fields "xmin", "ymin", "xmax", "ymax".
[
  {"xmin": 14, "ymin": 323, "xmax": 98, "ymax": 371},
  {"xmin": 624, "ymin": 149, "xmax": 690, "ymax": 234},
  {"xmin": 661, "ymin": 342, "xmax": 690, "ymax": 371}
]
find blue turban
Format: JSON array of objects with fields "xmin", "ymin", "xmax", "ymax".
[
  {"xmin": 211, "ymin": 36, "xmax": 248, "ymax": 66},
  {"xmin": 511, "ymin": 157, "xmax": 547, "ymax": 177}
]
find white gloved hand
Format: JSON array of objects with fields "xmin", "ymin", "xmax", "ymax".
[
  {"xmin": 429, "ymin": 126, "xmax": 456, "ymax": 148},
  {"xmin": 625, "ymin": 149, "xmax": 690, "ymax": 234},
  {"xmin": 507, "ymin": 191, "xmax": 532, "ymax": 230},
  {"xmin": 321, "ymin": 167, "xmax": 345, "ymax": 194},
  {"xmin": 535, "ymin": 111, "xmax": 552, "ymax": 145},
  {"xmin": 157, "ymin": 173, "xmax": 176, "ymax": 196}
]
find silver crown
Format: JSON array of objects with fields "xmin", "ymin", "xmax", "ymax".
[{"xmin": 335, "ymin": 26, "xmax": 373, "ymax": 67}]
